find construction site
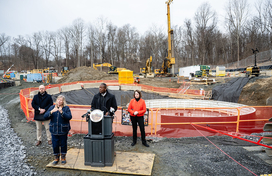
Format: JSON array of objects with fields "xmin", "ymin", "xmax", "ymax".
[{"xmin": 1, "ymin": 0, "xmax": 272, "ymax": 176}]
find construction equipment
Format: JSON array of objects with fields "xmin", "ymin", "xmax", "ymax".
[
  {"xmin": 43, "ymin": 67, "xmax": 56, "ymax": 73},
  {"xmin": 61, "ymin": 67, "xmax": 69, "ymax": 76},
  {"xmin": 93, "ymin": 63, "xmax": 126, "ymax": 74},
  {"xmin": 140, "ymin": 56, "xmax": 155, "ymax": 77},
  {"xmin": 2, "ymin": 64, "xmax": 14, "ymax": 79},
  {"xmin": 156, "ymin": 0, "xmax": 175, "ymax": 77},
  {"xmin": 195, "ymin": 65, "xmax": 210, "ymax": 77},
  {"xmin": 246, "ymin": 48, "xmax": 260, "ymax": 77}
]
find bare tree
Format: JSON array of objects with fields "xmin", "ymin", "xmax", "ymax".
[
  {"xmin": 225, "ymin": 0, "xmax": 250, "ymax": 67},
  {"xmin": 42, "ymin": 31, "xmax": 53, "ymax": 67},
  {"xmin": 194, "ymin": 2, "xmax": 217, "ymax": 65},
  {"xmin": 107, "ymin": 22, "xmax": 117, "ymax": 65},
  {"xmin": 87, "ymin": 24, "xmax": 97, "ymax": 67},
  {"xmin": 59, "ymin": 27, "xmax": 71, "ymax": 67},
  {"xmin": 70, "ymin": 18, "xmax": 85, "ymax": 67},
  {"xmin": 183, "ymin": 19, "xmax": 195, "ymax": 65},
  {"xmin": 0, "ymin": 33, "xmax": 10, "ymax": 47},
  {"xmin": 95, "ymin": 16, "xmax": 108, "ymax": 70}
]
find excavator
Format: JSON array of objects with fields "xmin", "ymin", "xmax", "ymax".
[
  {"xmin": 140, "ymin": 56, "xmax": 155, "ymax": 77},
  {"xmin": 93, "ymin": 63, "xmax": 126, "ymax": 74},
  {"xmin": 155, "ymin": 0, "xmax": 175, "ymax": 77}
]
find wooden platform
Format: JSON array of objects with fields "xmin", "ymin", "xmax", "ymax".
[{"xmin": 46, "ymin": 149, "xmax": 155, "ymax": 175}]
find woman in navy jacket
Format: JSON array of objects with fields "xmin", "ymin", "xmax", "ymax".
[{"xmin": 44, "ymin": 95, "xmax": 72, "ymax": 165}]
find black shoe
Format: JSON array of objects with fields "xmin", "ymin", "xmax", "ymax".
[
  {"xmin": 142, "ymin": 142, "xmax": 149, "ymax": 147},
  {"xmin": 131, "ymin": 142, "xmax": 136, "ymax": 146}
]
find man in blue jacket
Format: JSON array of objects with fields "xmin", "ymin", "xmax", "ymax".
[{"xmin": 31, "ymin": 85, "xmax": 53, "ymax": 146}]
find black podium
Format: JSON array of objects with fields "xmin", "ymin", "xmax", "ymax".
[{"xmin": 84, "ymin": 110, "xmax": 115, "ymax": 167}]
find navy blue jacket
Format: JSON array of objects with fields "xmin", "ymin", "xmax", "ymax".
[
  {"xmin": 31, "ymin": 91, "xmax": 53, "ymax": 121},
  {"xmin": 44, "ymin": 105, "xmax": 72, "ymax": 135},
  {"xmin": 91, "ymin": 90, "xmax": 117, "ymax": 116}
]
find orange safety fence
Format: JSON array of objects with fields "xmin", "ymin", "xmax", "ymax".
[{"xmin": 20, "ymin": 81, "xmax": 270, "ymax": 138}]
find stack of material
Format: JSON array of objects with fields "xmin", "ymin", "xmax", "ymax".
[{"xmin": 263, "ymin": 118, "xmax": 272, "ymax": 156}]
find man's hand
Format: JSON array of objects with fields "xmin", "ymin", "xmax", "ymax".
[
  {"xmin": 39, "ymin": 108, "xmax": 46, "ymax": 114},
  {"xmin": 133, "ymin": 111, "xmax": 138, "ymax": 115},
  {"xmin": 105, "ymin": 112, "xmax": 109, "ymax": 116}
]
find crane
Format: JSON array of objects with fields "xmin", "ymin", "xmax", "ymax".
[
  {"xmin": 2, "ymin": 64, "xmax": 14, "ymax": 79},
  {"xmin": 156, "ymin": 0, "xmax": 175, "ymax": 76}
]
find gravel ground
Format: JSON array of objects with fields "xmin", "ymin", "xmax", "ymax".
[{"xmin": 0, "ymin": 81, "xmax": 271, "ymax": 176}]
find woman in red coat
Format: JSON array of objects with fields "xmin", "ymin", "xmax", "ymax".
[{"xmin": 128, "ymin": 90, "xmax": 149, "ymax": 147}]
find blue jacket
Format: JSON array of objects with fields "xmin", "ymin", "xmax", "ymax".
[
  {"xmin": 44, "ymin": 105, "xmax": 72, "ymax": 135},
  {"xmin": 31, "ymin": 91, "xmax": 53, "ymax": 121}
]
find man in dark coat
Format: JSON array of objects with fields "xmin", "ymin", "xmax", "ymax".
[
  {"xmin": 31, "ymin": 85, "xmax": 53, "ymax": 146},
  {"xmin": 90, "ymin": 83, "xmax": 117, "ymax": 134}
]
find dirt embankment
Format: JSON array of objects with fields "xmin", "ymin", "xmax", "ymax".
[
  {"xmin": 238, "ymin": 76, "xmax": 272, "ymax": 106},
  {"xmin": 57, "ymin": 66, "xmax": 118, "ymax": 83}
]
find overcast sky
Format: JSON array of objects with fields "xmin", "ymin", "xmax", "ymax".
[{"xmin": 0, "ymin": 0, "xmax": 257, "ymax": 38}]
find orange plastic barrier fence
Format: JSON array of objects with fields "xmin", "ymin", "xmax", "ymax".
[{"xmin": 20, "ymin": 81, "xmax": 270, "ymax": 138}]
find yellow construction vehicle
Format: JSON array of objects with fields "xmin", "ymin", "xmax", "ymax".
[
  {"xmin": 93, "ymin": 63, "xmax": 126, "ymax": 74},
  {"xmin": 156, "ymin": 0, "xmax": 175, "ymax": 77},
  {"xmin": 2, "ymin": 64, "xmax": 14, "ymax": 79},
  {"xmin": 43, "ymin": 67, "xmax": 56, "ymax": 73},
  {"xmin": 246, "ymin": 48, "xmax": 260, "ymax": 77},
  {"xmin": 140, "ymin": 56, "xmax": 155, "ymax": 77},
  {"xmin": 61, "ymin": 67, "xmax": 69, "ymax": 76}
]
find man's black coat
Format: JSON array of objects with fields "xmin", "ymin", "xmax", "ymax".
[
  {"xmin": 91, "ymin": 90, "xmax": 117, "ymax": 116},
  {"xmin": 31, "ymin": 91, "xmax": 53, "ymax": 121}
]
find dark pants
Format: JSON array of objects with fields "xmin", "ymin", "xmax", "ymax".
[
  {"xmin": 130, "ymin": 116, "xmax": 146, "ymax": 144},
  {"xmin": 52, "ymin": 134, "xmax": 67, "ymax": 155}
]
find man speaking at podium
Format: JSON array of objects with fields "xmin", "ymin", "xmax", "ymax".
[{"xmin": 90, "ymin": 83, "xmax": 117, "ymax": 134}]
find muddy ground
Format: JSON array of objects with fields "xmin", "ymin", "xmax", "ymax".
[{"xmin": 1, "ymin": 77, "xmax": 272, "ymax": 175}]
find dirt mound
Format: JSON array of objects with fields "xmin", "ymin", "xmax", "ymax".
[
  {"xmin": 238, "ymin": 76, "xmax": 272, "ymax": 105},
  {"xmin": 57, "ymin": 66, "xmax": 118, "ymax": 83}
]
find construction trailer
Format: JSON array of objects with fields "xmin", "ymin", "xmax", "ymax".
[{"xmin": 179, "ymin": 66, "xmax": 201, "ymax": 78}]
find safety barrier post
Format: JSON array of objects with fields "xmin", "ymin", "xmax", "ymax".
[
  {"xmin": 25, "ymin": 97, "xmax": 29, "ymax": 119},
  {"xmin": 155, "ymin": 108, "xmax": 160, "ymax": 135},
  {"xmin": 150, "ymin": 109, "xmax": 153, "ymax": 135},
  {"xmin": 236, "ymin": 107, "xmax": 241, "ymax": 132}
]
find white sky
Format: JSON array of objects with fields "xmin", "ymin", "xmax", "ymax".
[{"xmin": 0, "ymin": 0, "xmax": 257, "ymax": 38}]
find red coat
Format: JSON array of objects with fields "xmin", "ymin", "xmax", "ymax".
[{"xmin": 128, "ymin": 98, "xmax": 146, "ymax": 117}]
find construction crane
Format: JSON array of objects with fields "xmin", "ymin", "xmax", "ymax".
[
  {"xmin": 156, "ymin": 0, "xmax": 175, "ymax": 76},
  {"xmin": 2, "ymin": 64, "xmax": 14, "ymax": 79}
]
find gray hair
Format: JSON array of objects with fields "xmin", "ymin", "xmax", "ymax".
[{"xmin": 56, "ymin": 95, "xmax": 67, "ymax": 107}]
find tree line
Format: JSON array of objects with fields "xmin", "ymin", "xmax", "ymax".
[{"xmin": 0, "ymin": 0, "xmax": 271, "ymax": 73}]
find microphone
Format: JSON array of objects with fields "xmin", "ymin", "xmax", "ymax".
[
  {"xmin": 81, "ymin": 109, "xmax": 91, "ymax": 118},
  {"xmin": 110, "ymin": 107, "xmax": 115, "ymax": 113}
]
